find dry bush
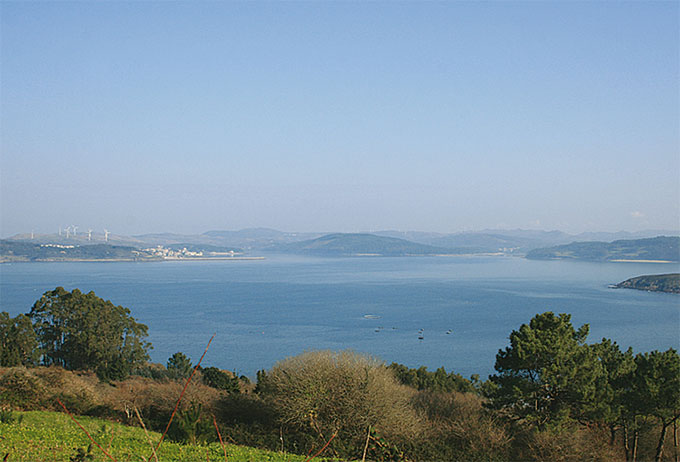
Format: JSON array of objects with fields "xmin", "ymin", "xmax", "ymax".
[
  {"xmin": 0, "ymin": 364, "xmax": 225, "ymax": 427},
  {"xmin": 0, "ymin": 366, "xmax": 119, "ymax": 415},
  {"xmin": 0, "ymin": 367, "xmax": 47, "ymax": 409},
  {"xmin": 259, "ymin": 350, "xmax": 422, "ymax": 458},
  {"xmin": 631, "ymin": 419, "xmax": 680, "ymax": 462},
  {"xmin": 107, "ymin": 375, "xmax": 223, "ymax": 430},
  {"xmin": 411, "ymin": 390, "xmax": 510, "ymax": 461},
  {"xmin": 33, "ymin": 367, "xmax": 107, "ymax": 414},
  {"xmin": 0, "ymin": 365, "xmax": 226, "ymax": 434},
  {"xmin": 512, "ymin": 424, "xmax": 618, "ymax": 462}
]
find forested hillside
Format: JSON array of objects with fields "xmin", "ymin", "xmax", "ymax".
[
  {"xmin": 526, "ymin": 236, "xmax": 680, "ymax": 262},
  {"xmin": 271, "ymin": 233, "xmax": 450, "ymax": 256},
  {"xmin": 0, "ymin": 240, "xmax": 152, "ymax": 262}
]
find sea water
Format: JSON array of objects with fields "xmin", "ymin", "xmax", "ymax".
[{"xmin": 1, "ymin": 255, "xmax": 678, "ymax": 379}]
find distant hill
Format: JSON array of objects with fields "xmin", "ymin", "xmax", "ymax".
[
  {"xmin": 7, "ymin": 228, "xmax": 678, "ymax": 257},
  {"xmin": 614, "ymin": 273, "xmax": 680, "ymax": 294},
  {"xmin": 573, "ymin": 230, "xmax": 680, "ymax": 242},
  {"xmin": 4, "ymin": 232, "xmax": 146, "ymax": 248},
  {"xmin": 270, "ymin": 233, "xmax": 451, "ymax": 256},
  {"xmin": 373, "ymin": 230, "xmax": 573, "ymax": 254},
  {"xmin": 373, "ymin": 230, "xmax": 447, "ymax": 243},
  {"xmin": 526, "ymin": 236, "xmax": 680, "ymax": 262},
  {"xmin": 427, "ymin": 233, "xmax": 554, "ymax": 254},
  {"xmin": 372, "ymin": 229, "xmax": 680, "ymax": 255},
  {"xmin": 0, "ymin": 241, "xmax": 153, "ymax": 262}
]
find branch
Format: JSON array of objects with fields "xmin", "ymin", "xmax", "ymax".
[
  {"xmin": 148, "ymin": 333, "xmax": 216, "ymax": 459},
  {"xmin": 304, "ymin": 431, "xmax": 338, "ymax": 462},
  {"xmin": 213, "ymin": 414, "xmax": 228, "ymax": 462},
  {"xmin": 57, "ymin": 398, "xmax": 117, "ymax": 462},
  {"xmin": 133, "ymin": 406, "xmax": 159, "ymax": 462}
]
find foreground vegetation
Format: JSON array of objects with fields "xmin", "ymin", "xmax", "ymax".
[
  {"xmin": 0, "ymin": 410, "xmax": 331, "ymax": 462},
  {"xmin": 1, "ymin": 287, "xmax": 679, "ymax": 461}
]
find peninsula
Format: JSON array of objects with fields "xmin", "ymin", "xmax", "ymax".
[{"xmin": 614, "ymin": 273, "xmax": 680, "ymax": 294}]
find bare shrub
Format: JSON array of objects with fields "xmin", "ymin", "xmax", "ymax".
[
  {"xmin": 0, "ymin": 367, "xmax": 47, "ymax": 409},
  {"xmin": 631, "ymin": 419, "xmax": 680, "ymax": 462},
  {"xmin": 411, "ymin": 390, "xmax": 510, "ymax": 461},
  {"xmin": 512, "ymin": 424, "xmax": 618, "ymax": 462},
  {"xmin": 107, "ymin": 375, "xmax": 222, "ymax": 430},
  {"xmin": 33, "ymin": 367, "xmax": 104, "ymax": 414},
  {"xmin": 259, "ymin": 350, "xmax": 422, "ymax": 458}
]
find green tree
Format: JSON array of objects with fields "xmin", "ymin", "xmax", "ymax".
[
  {"xmin": 628, "ymin": 349, "xmax": 680, "ymax": 462},
  {"xmin": 29, "ymin": 287, "xmax": 151, "ymax": 380},
  {"xmin": 167, "ymin": 402, "xmax": 214, "ymax": 444},
  {"xmin": 587, "ymin": 339, "xmax": 635, "ymax": 445},
  {"xmin": 387, "ymin": 363, "xmax": 476, "ymax": 393},
  {"xmin": 0, "ymin": 312, "xmax": 39, "ymax": 367},
  {"xmin": 167, "ymin": 352, "xmax": 193, "ymax": 380},
  {"xmin": 487, "ymin": 312, "xmax": 603, "ymax": 429},
  {"xmin": 201, "ymin": 366, "xmax": 240, "ymax": 393}
]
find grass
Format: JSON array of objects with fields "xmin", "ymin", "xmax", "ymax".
[{"xmin": 0, "ymin": 411, "xmax": 335, "ymax": 462}]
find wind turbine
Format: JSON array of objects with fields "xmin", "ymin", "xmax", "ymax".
[
  {"xmin": 58, "ymin": 226, "xmax": 62, "ymax": 237},
  {"xmin": 104, "ymin": 229, "xmax": 110, "ymax": 242},
  {"xmin": 65, "ymin": 226, "xmax": 71, "ymax": 239},
  {"xmin": 87, "ymin": 229, "xmax": 93, "ymax": 241},
  {"xmin": 72, "ymin": 226, "xmax": 78, "ymax": 237}
]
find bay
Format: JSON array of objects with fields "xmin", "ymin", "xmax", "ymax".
[{"xmin": 0, "ymin": 255, "xmax": 678, "ymax": 379}]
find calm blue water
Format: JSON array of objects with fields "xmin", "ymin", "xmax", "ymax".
[{"xmin": 0, "ymin": 256, "xmax": 678, "ymax": 379}]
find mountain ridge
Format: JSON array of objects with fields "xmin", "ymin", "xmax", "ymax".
[
  {"xmin": 5, "ymin": 228, "xmax": 679, "ymax": 258},
  {"xmin": 268, "ymin": 233, "xmax": 452, "ymax": 256},
  {"xmin": 526, "ymin": 236, "xmax": 680, "ymax": 262}
]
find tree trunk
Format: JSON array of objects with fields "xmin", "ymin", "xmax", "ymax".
[
  {"xmin": 624, "ymin": 423, "xmax": 630, "ymax": 462},
  {"xmin": 632, "ymin": 430, "xmax": 639, "ymax": 462},
  {"xmin": 361, "ymin": 426, "xmax": 371, "ymax": 462},
  {"xmin": 673, "ymin": 419, "xmax": 678, "ymax": 462},
  {"xmin": 611, "ymin": 425, "xmax": 617, "ymax": 446},
  {"xmin": 656, "ymin": 423, "xmax": 668, "ymax": 462}
]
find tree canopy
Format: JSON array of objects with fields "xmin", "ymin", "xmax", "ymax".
[
  {"xmin": 29, "ymin": 287, "xmax": 151, "ymax": 380},
  {"xmin": 0, "ymin": 312, "xmax": 39, "ymax": 367},
  {"xmin": 628, "ymin": 349, "xmax": 680, "ymax": 462},
  {"xmin": 487, "ymin": 312, "xmax": 603, "ymax": 428},
  {"xmin": 167, "ymin": 352, "xmax": 193, "ymax": 380}
]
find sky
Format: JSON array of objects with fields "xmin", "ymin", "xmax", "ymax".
[{"xmin": 1, "ymin": 1, "xmax": 678, "ymax": 237}]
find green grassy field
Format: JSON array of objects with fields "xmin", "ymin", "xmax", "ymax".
[{"xmin": 0, "ymin": 411, "xmax": 334, "ymax": 462}]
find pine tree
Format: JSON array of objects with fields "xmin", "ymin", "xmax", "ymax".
[{"xmin": 487, "ymin": 312, "xmax": 604, "ymax": 429}]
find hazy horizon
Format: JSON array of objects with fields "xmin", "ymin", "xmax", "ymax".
[
  {"xmin": 4, "ymin": 225, "xmax": 680, "ymax": 241},
  {"xmin": 2, "ymin": 2, "xmax": 678, "ymax": 237}
]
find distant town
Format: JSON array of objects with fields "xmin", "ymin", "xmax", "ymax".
[{"xmin": 142, "ymin": 245, "xmax": 240, "ymax": 259}]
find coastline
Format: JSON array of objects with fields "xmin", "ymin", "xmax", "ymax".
[
  {"xmin": 609, "ymin": 259, "xmax": 675, "ymax": 263},
  {"xmin": 0, "ymin": 256, "xmax": 266, "ymax": 264},
  {"xmin": 613, "ymin": 273, "xmax": 680, "ymax": 294}
]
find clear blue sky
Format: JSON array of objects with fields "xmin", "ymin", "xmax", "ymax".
[{"xmin": 1, "ymin": 1, "xmax": 678, "ymax": 236}]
